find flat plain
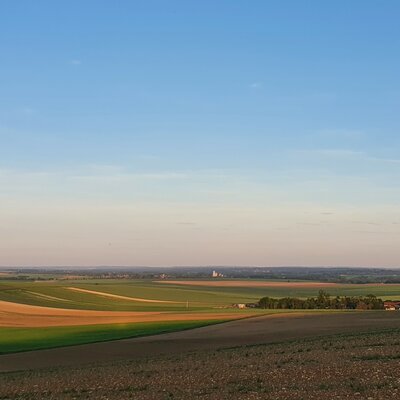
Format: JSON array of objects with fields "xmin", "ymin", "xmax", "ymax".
[
  {"xmin": 0, "ymin": 277, "xmax": 266, "ymax": 353},
  {"xmin": 1, "ymin": 275, "xmax": 400, "ymax": 399},
  {"xmin": 2, "ymin": 277, "xmax": 400, "ymax": 354}
]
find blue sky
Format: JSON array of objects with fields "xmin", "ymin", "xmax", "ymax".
[{"xmin": 1, "ymin": 1, "xmax": 400, "ymax": 266}]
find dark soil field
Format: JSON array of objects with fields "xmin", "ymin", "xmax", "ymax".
[
  {"xmin": 1, "ymin": 318, "xmax": 400, "ymax": 399},
  {"xmin": 1, "ymin": 312, "xmax": 400, "ymax": 372}
]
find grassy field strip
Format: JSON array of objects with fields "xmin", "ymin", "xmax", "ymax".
[
  {"xmin": 0, "ymin": 320, "xmax": 229, "ymax": 354},
  {"xmin": 67, "ymin": 287, "xmax": 185, "ymax": 303},
  {"xmin": 74, "ymin": 281, "xmax": 251, "ymax": 304},
  {"xmin": 152, "ymin": 280, "xmax": 400, "ymax": 299}
]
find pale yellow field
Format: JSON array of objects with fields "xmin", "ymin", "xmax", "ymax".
[{"xmin": 67, "ymin": 287, "xmax": 184, "ymax": 303}]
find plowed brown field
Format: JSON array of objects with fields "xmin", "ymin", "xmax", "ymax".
[
  {"xmin": 156, "ymin": 280, "xmax": 339, "ymax": 287},
  {"xmin": 1, "ymin": 311, "xmax": 399, "ymax": 373}
]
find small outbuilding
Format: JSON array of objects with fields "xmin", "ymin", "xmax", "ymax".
[
  {"xmin": 232, "ymin": 303, "xmax": 246, "ymax": 309},
  {"xmin": 384, "ymin": 301, "xmax": 400, "ymax": 310}
]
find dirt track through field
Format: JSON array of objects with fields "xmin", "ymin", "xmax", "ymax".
[
  {"xmin": 0, "ymin": 300, "xmax": 245, "ymax": 327},
  {"xmin": 25, "ymin": 291, "xmax": 73, "ymax": 303},
  {"xmin": 1, "ymin": 311, "xmax": 399, "ymax": 372},
  {"xmin": 67, "ymin": 287, "xmax": 184, "ymax": 303},
  {"xmin": 156, "ymin": 280, "xmax": 340, "ymax": 288}
]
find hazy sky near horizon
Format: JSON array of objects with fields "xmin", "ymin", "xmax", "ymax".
[{"xmin": 1, "ymin": 1, "xmax": 400, "ymax": 267}]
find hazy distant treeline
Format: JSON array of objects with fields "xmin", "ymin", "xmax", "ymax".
[{"xmin": 258, "ymin": 290, "xmax": 384, "ymax": 310}]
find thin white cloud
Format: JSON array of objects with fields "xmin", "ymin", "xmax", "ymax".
[
  {"xmin": 315, "ymin": 129, "xmax": 364, "ymax": 139},
  {"xmin": 249, "ymin": 82, "xmax": 262, "ymax": 89},
  {"xmin": 85, "ymin": 164, "xmax": 125, "ymax": 174},
  {"xmin": 69, "ymin": 59, "xmax": 82, "ymax": 65},
  {"xmin": 137, "ymin": 154, "xmax": 160, "ymax": 161},
  {"xmin": 295, "ymin": 149, "xmax": 364, "ymax": 158},
  {"xmin": 368, "ymin": 156, "xmax": 400, "ymax": 164},
  {"xmin": 0, "ymin": 168, "xmax": 53, "ymax": 181},
  {"xmin": 21, "ymin": 107, "xmax": 35, "ymax": 115},
  {"xmin": 0, "ymin": 167, "xmax": 188, "ymax": 186},
  {"xmin": 295, "ymin": 149, "xmax": 400, "ymax": 164},
  {"xmin": 69, "ymin": 171, "xmax": 188, "ymax": 182},
  {"xmin": 317, "ymin": 149, "xmax": 364, "ymax": 157}
]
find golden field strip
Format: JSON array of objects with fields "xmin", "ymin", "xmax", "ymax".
[{"xmin": 0, "ymin": 299, "xmax": 249, "ymax": 328}]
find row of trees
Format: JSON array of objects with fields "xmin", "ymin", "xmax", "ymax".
[{"xmin": 258, "ymin": 290, "xmax": 384, "ymax": 310}]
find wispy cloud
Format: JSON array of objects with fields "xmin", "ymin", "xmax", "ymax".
[
  {"xmin": 295, "ymin": 148, "xmax": 400, "ymax": 164},
  {"xmin": 249, "ymin": 82, "xmax": 262, "ymax": 89},
  {"xmin": 21, "ymin": 107, "xmax": 35, "ymax": 116},
  {"xmin": 315, "ymin": 149, "xmax": 364, "ymax": 158},
  {"xmin": 0, "ymin": 167, "xmax": 188, "ymax": 186},
  {"xmin": 315, "ymin": 129, "xmax": 364, "ymax": 139},
  {"xmin": 368, "ymin": 156, "xmax": 400, "ymax": 164},
  {"xmin": 0, "ymin": 168, "xmax": 52, "ymax": 181},
  {"xmin": 69, "ymin": 59, "xmax": 82, "ymax": 65},
  {"xmin": 352, "ymin": 230, "xmax": 400, "ymax": 235},
  {"xmin": 137, "ymin": 154, "xmax": 160, "ymax": 161},
  {"xmin": 85, "ymin": 164, "xmax": 125, "ymax": 174},
  {"xmin": 69, "ymin": 171, "xmax": 188, "ymax": 183}
]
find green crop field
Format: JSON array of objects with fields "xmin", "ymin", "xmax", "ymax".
[
  {"xmin": 0, "ymin": 320, "xmax": 229, "ymax": 354},
  {"xmin": 0, "ymin": 279, "xmax": 258, "ymax": 311},
  {"xmin": 158, "ymin": 281, "xmax": 400, "ymax": 300}
]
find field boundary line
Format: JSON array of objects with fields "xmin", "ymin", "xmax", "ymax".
[{"xmin": 67, "ymin": 287, "xmax": 185, "ymax": 304}]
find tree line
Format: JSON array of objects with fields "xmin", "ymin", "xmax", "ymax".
[{"xmin": 258, "ymin": 290, "xmax": 384, "ymax": 310}]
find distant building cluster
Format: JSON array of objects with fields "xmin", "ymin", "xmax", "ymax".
[{"xmin": 212, "ymin": 270, "xmax": 224, "ymax": 278}]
